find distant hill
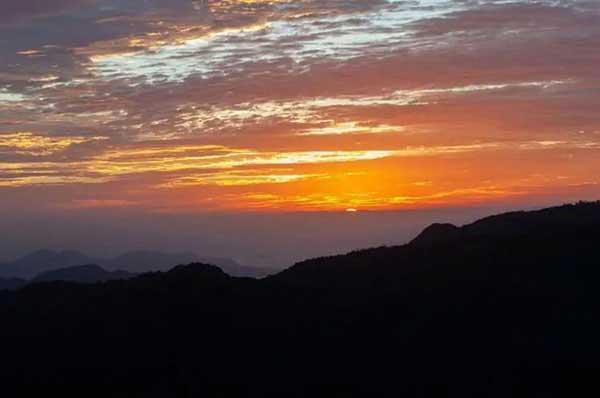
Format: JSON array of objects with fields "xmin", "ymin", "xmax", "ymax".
[
  {"xmin": 0, "ymin": 249, "xmax": 96, "ymax": 279},
  {"xmin": 105, "ymin": 251, "xmax": 200, "ymax": 273},
  {"xmin": 191, "ymin": 256, "xmax": 271, "ymax": 278},
  {"xmin": 1, "ymin": 201, "xmax": 600, "ymax": 394},
  {"xmin": 0, "ymin": 250, "xmax": 268, "ymax": 279},
  {"xmin": 106, "ymin": 251, "xmax": 270, "ymax": 278},
  {"xmin": 0, "ymin": 277, "xmax": 26, "ymax": 291},
  {"xmin": 32, "ymin": 265, "xmax": 136, "ymax": 284}
]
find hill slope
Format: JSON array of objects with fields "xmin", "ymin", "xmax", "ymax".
[
  {"xmin": 32, "ymin": 264, "xmax": 136, "ymax": 284},
  {"xmin": 0, "ymin": 249, "xmax": 96, "ymax": 279},
  {"xmin": 0, "ymin": 277, "xmax": 26, "ymax": 291},
  {"xmin": 272, "ymin": 201, "xmax": 600, "ymax": 288},
  {"xmin": 1, "ymin": 202, "xmax": 600, "ymax": 395}
]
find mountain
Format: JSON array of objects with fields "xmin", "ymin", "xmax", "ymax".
[
  {"xmin": 0, "ymin": 249, "xmax": 96, "ymax": 279},
  {"xmin": 105, "ymin": 251, "xmax": 269, "ymax": 277},
  {"xmin": 192, "ymin": 256, "xmax": 271, "ymax": 278},
  {"xmin": 1, "ymin": 202, "xmax": 600, "ymax": 395},
  {"xmin": 409, "ymin": 222, "xmax": 460, "ymax": 246},
  {"xmin": 32, "ymin": 265, "xmax": 136, "ymax": 284},
  {"xmin": 105, "ymin": 251, "xmax": 199, "ymax": 273},
  {"xmin": 0, "ymin": 277, "xmax": 26, "ymax": 291},
  {"xmin": 272, "ymin": 201, "xmax": 600, "ymax": 288},
  {"xmin": 0, "ymin": 250, "xmax": 267, "ymax": 280}
]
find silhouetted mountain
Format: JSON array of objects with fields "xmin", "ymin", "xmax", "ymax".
[
  {"xmin": 106, "ymin": 251, "xmax": 199, "ymax": 273},
  {"xmin": 1, "ymin": 202, "xmax": 600, "ymax": 395},
  {"xmin": 165, "ymin": 262, "xmax": 231, "ymax": 281},
  {"xmin": 32, "ymin": 264, "xmax": 136, "ymax": 284},
  {"xmin": 0, "ymin": 249, "xmax": 96, "ymax": 279},
  {"xmin": 0, "ymin": 249, "xmax": 266, "ymax": 280},
  {"xmin": 273, "ymin": 201, "xmax": 600, "ymax": 288},
  {"xmin": 106, "ymin": 251, "xmax": 269, "ymax": 277},
  {"xmin": 193, "ymin": 256, "xmax": 271, "ymax": 278},
  {"xmin": 410, "ymin": 222, "xmax": 460, "ymax": 246},
  {"xmin": 0, "ymin": 277, "xmax": 26, "ymax": 291}
]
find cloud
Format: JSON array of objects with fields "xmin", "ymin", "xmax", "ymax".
[
  {"xmin": 0, "ymin": 132, "xmax": 106, "ymax": 156},
  {"xmin": 0, "ymin": 0, "xmax": 97, "ymax": 23},
  {"xmin": 1, "ymin": 0, "xmax": 599, "ymax": 211}
]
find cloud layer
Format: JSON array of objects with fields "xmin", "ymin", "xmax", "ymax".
[{"xmin": 1, "ymin": 0, "xmax": 600, "ymax": 211}]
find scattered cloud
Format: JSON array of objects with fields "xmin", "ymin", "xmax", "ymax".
[{"xmin": 1, "ymin": 0, "xmax": 600, "ymax": 210}]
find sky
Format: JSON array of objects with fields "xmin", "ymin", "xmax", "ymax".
[{"xmin": 1, "ymin": 0, "xmax": 600, "ymax": 266}]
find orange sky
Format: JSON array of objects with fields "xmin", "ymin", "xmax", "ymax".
[{"xmin": 1, "ymin": 0, "xmax": 600, "ymax": 213}]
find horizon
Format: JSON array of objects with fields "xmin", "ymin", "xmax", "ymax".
[
  {"xmin": 2, "ymin": 0, "xmax": 600, "ymax": 266},
  {"xmin": 1, "ymin": 199, "xmax": 591, "ymax": 268}
]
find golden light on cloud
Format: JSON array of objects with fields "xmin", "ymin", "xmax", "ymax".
[
  {"xmin": 89, "ymin": 146, "xmax": 404, "ymax": 176},
  {"xmin": 1, "ymin": 0, "xmax": 599, "ymax": 215},
  {"xmin": 299, "ymin": 122, "xmax": 405, "ymax": 136},
  {"xmin": 0, "ymin": 133, "xmax": 106, "ymax": 156},
  {"xmin": 3, "ymin": 139, "xmax": 592, "ymax": 194},
  {"xmin": 160, "ymin": 170, "xmax": 325, "ymax": 187}
]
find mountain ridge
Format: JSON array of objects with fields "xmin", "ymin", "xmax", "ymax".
[
  {"xmin": 32, "ymin": 264, "xmax": 136, "ymax": 284},
  {"xmin": 0, "ymin": 249, "xmax": 268, "ymax": 279},
  {"xmin": 1, "ymin": 201, "xmax": 600, "ymax": 394},
  {"xmin": 271, "ymin": 201, "xmax": 600, "ymax": 287}
]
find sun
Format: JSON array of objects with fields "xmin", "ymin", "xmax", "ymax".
[{"xmin": 346, "ymin": 208, "xmax": 359, "ymax": 213}]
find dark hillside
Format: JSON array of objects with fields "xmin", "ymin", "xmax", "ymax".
[{"xmin": 2, "ymin": 202, "xmax": 600, "ymax": 395}]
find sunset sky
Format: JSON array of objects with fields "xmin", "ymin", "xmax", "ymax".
[{"xmin": 2, "ymin": 0, "xmax": 600, "ymax": 265}]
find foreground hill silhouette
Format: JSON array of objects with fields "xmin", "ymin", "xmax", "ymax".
[
  {"xmin": 0, "ymin": 277, "xmax": 26, "ymax": 291},
  {"xmin": 1, "ymin": 202, "xmax": 600, "ymax": 395}
]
